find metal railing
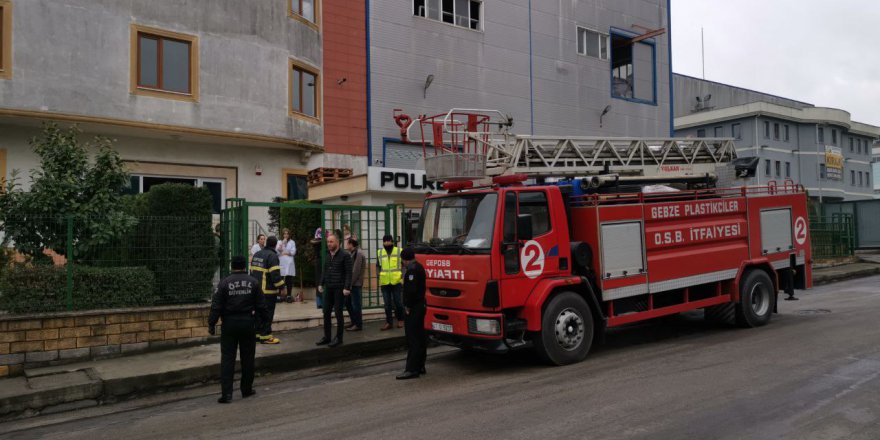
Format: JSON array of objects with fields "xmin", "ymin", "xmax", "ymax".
[{"xmin": 809, "ymin": 213, "xmax": 855, "ymax": 259}]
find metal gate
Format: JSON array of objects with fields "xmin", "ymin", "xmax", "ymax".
[
  {"xmin": 819, "ymin": 200, "xmax": 880, "ymax": 249},
  {"xmin": 220, "ymin": 199, "xmax": 410, "ymax": 308}
]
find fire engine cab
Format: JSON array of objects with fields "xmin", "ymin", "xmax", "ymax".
[{"xmin": 403, "ymin": 109, "xmax": 812, "ymax": 365}]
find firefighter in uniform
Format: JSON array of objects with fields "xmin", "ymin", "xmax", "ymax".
[
  {"xmin": 396, "ymin": 248, "xmax": 428, "ymax": 380},
  {"xmin": 208, "ymin": 255, "xmax": 269, "ymax": 403},
  {"xmin": 250, "ymin": 236, "xmax": 285, "ymax": 344},
  {"xmin": 378, "ymin": 235, "xmax": 405, "ymax": 330}
]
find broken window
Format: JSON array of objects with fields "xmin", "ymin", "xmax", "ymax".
[{"xmin": 611, "ymin": 33, "xmax": 656, "ymax": 103}]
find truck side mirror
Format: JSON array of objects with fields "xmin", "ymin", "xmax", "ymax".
[{"xmin": 517, "ymin": 214, "xmax": 533, "ymax": 241}]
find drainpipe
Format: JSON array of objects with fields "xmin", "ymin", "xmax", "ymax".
[{"xmin": 755, "ymin": 115, "xmax": 760, "ymax": 185}]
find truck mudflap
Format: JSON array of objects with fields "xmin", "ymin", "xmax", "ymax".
[{"xmin": 425, "ymin": 306, "xmax": 510, "ymax": 353}]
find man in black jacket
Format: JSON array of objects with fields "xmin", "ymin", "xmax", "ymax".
[
  {"xmin": 316, "ymin": 233, "xmax": 352, "ymax": 348},
  {"xmin": 208, "ymin": 255, "xmax": 270, "ymax": 403},
  {"xmin": 250, "ymin": 236, "xmax": 285, "ymax": 344},
  {"xmin": 397, "ymin": 248, "xmax": 428, "ymax": 380}
]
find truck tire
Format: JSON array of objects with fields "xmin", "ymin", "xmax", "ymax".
[
  {"xmin": 735, "ymin": 269, "xmax": 775, "ymax": 328},
  {"xmin": 533, "ymin": 291, "xmax": 594, "ymax": 366}
]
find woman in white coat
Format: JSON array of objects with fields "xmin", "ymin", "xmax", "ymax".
[{"xmin": 277, "ymin": 228, "xmax": 297, "ymax": 301}]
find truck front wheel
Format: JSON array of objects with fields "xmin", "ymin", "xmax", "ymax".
[
  {"xmin": 735, "ymin": 269, "xmax": 775, "ymax": 328},
  {"xmin": 534, "ymin": 291, "xmax": 594, "ymax": 366}
]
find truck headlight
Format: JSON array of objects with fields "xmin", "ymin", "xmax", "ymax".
[{"xmin": 467, "ymin": 317, "xmax": 501, "ymax": 336}]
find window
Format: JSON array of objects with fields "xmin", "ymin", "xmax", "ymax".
[
  {"xmin": 859, "ymin": 139, "xmax": 863, "ymax": 154},
  {"xmin": 773, "ymin": 123, "xmax": 780, "ymax": 140},
  {"xmin": 850, "ymin": 138, "xmax": 854, "ymax": 152},
  {"xmin": 283, "ymin": 169, "xmax": 308, "ymax": 200},
  {"xmin": 289, "ymin": 59, "xmax": 320, "ymax": 120},
  {"xmin": 289, "ymin": 0, "xmax": 318, "ymax": 26},
  {"xmin": 785, "ymin": 162, "xmax": 791, "ymax": 178},
  {"xmin": 820, "ymin": 164, "xmax": 826, "ymax": 179},
  {"xmin": 577, "ymin": 27, "xmax": 608, "ymax": 60},
  {"xmin": 818, "ymin": 127, "xmax": 824, "ymax": 143},
  {"xmin": 832, "ymin": 129, "xmax": 837, "ymax": 145},
  {"xmin": 765, "ymin": 159, "xmax": 771, "ymax": 177},
  {"xmin": 696, "ymin": 129, "xmax": 706, "ymax": 138},
  {"xmin": 775, "ymin": 160, "xmax": 781, "ymax": 177},
  {"xmin": 130, "ymin": 25, "xmax": 198, "ymax": 100},
  {"xmin": 784, "ymin": 125, "xmax": 790, "ymax": 142},
  {"xmin": 859, "ymin": 171, "xmax": 864, "ymax": 187},
  {"xmin": 518, "ymin": 191, "xmax": 551, "ymax": 237},
  {"xmin": 731, "ymin": 123, "xmax": 742, "ymax": 140},
  {"xmin": 128, "ymin": 175, "xmax": 225, "ymax": 214},
  {"xmin": 0, "ymin": 0, "xmax": 11, "ymax": 80},
  {"xmin": 867, "ymin": 174, "xmax": 871, "ymax": 188},
  {"xmin": 414, "ymin": 0, "xmax": 482, "ymax": 30},
  {"xmin": 851, "ymin": 170, "xmax": 856, "ymax": 186},
  {"xmin": 764, "ymin": 121, "xmax": 770, "ymax": 138},
  {"xmin": 714, "ymin": 126, "xmax": 723, "ymax": 137},
  {"xmin": 610, "ymin": 32, "xmax": 656, "ymax": 104}
]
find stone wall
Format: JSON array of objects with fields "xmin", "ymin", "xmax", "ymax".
[{"xmin": 0, "ymin": 305, "xmax": 212, "ymax": 377}]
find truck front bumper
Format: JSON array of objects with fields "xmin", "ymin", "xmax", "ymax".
[{"xmin": 425, "ymin": 306, "xmax": 509, "ymax": 354}]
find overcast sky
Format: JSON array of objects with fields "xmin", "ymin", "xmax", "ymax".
[{"xmin": 671, "ymin": 0, "xmax": 880, "ymax": 125}]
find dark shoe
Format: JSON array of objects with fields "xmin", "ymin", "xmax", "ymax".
[
  {"xmin": 218, "ymin": 395, "xmax": 232, "ymax": 404},
  {"xmin": 349, "ymin": 326, "xmax": 362, "ymax": 332},
  {"xmin": 328, "ymin": 337, "xmax": 342, "ymax": 348},
  {"xmin": 241, "ymin": 389, "xmax": 256, "ymax": 399},
  {"xmin": 397, "ymin": 321, "xmax": 404, "ymax": 329},
  {"xmin": 420, "ymin": 367, "xmax": 426, "ymax": 375},
  {"xmin": 380, "ymin": 323, "xmax": 393, "ymax": 331},
  {"xmin": 396, "ymin": 371, "xmax": 420, "ymax": 380},
  {"xmin": 316, "ymin": 337, "xmax": 331, "ymax": 346}
]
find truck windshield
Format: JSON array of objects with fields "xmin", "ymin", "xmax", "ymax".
[{"xmin": 416, "ymin": 193, "xmax": 497, "ymax": 253}]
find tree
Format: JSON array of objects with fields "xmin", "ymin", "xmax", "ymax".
[{"xmin": 0, "ymin": 123, "xmax": 134, "ymax": 259}]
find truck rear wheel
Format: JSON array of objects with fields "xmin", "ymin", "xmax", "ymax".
[
  {"xmin": 735, "ymin": 269, "xmax": 775, "ymax": 328},
  {"xmin": 534, "ymin": 291, "xmax": 594, "ymax": 366}
]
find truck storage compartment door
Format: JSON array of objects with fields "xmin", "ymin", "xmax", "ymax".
[{"xmin": 760, "ymin": 208, "xmax": 793, "ymax": 255}]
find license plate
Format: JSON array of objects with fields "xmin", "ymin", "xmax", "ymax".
[{"xmin": 432, "ymin": 322, "xmax": 453, "ymax": 333}]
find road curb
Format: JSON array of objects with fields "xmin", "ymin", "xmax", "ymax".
[
  {"xmin": 0, "ymin": 335, "xmax": 406, "ymax": 421},
  {"xmin": 813, "ymin": 267, "xmax": 880, "ymax": 286}
]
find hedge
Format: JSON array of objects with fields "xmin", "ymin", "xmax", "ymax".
[
  {"xmin": 279, "ymin": 200, "xmax": 322, "ymax": 287},
  {"xmin": 0, "ymin": 265, "xmax": 157, "ymax": 314}
]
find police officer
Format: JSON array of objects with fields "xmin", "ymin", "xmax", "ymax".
[
  {"xmin": 250, "ymin": 236, "xmax": 285, "ymax": 344},
  {"xmin": 208, "ymin": 255, "xmax": 269, "ymax": 403},
  {"xmin": 396, "ymin": 248, "xmax": 428, "ymax": 380}
]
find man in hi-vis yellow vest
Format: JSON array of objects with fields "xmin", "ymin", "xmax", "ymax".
[{"xmin": 377, "ymin": 234, "xmax": 404, "ymax": 330}]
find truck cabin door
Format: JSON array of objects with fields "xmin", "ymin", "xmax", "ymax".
[{"xmin": 499, "ymin": 189, "xmax": 560, "ymax": 307}]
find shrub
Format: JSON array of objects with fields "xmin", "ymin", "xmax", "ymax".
[
  {"xmin": 129, "ymin": 184, "xmax": 217, "ymax": 304},
  {"xmin": 0, "ymin": 265, "xmax": 157, "ymax": 314},
  {"xmin": 279, "ymin": 201, "xmax": 322, "ymax": 287}
]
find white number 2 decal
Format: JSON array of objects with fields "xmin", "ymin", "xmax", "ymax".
[
  {"xmin": 794, "ymin": 216, "xmax": 807, "ymax": 246},
  {"xmin": 520, "ymin": 240, "xmax": 545, "ymax": 279}
]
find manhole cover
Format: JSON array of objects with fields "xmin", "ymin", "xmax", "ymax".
[{"xmin": 795, "ymin": 309, "xmax": 831, "ymax": 315}]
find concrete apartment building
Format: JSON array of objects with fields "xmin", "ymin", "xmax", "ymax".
[
  {"xmin": 673, "ymin": 74, "xmax": 878, "ymax": 201},
  {"xmin": 0, "ymin": 0, "xmax": 369, "ymax": 220},
  {"xmin": 312, "ymin": 0, "xmax": 675, "ymax": 208},
  {"xmin": 1, "ymin": 1, "xmax": 676, "ymax": 223}
]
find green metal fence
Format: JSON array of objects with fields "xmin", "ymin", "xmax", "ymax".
[
  {"xmin": 220, "ymin": 200, "xmax": 411, "ymax": 310},
  {"xmin": 0, "ymin": 214, "xmax": 218, "ymax": 314},
  {"xmin": 809, "ymin": 213, "xmax": 855, "ymax": 259}
]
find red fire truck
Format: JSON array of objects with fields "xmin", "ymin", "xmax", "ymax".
[{"xmin": 404, "ymin": 109, "xmax": 812, "ymax": 365}]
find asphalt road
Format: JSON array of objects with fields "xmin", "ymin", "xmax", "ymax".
[{"xmin": 4, "ymin": 275, "xmax": 880, "ymax": 440}]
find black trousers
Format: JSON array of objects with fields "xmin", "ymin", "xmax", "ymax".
[
  {"xmin": 404, "ymin": 305, "xmax": 427, "ymax": 373},
  {"xmin": 323, "ymin": 287, "xmax": 345, "ymax": 341},
  {"xmin": 220, "ymin": 316, "xmax": 256, "ymax": 397},
  {"xmin": 260, "ymin": 294, "xmax": 277, "ymax": 337}
]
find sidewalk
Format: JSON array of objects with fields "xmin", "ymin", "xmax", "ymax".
[
  {"xmin": 271, "ymin": 299, "xmax": 388, "ymax": 332},
  {"xmin": 0, "ymin": 321, "xmax": 406, "ymax": 420},
  {"xmin": 812, "ymin": 255, "xmax": 880, "ymax": 285}
]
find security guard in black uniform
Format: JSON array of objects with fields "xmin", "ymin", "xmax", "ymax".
[
  {"xmin": 208, "ymin": 255, "xmax": 269, "ymax": 403},
  {"xmin": 250, "ymin": 236, "xmax": 285, "ymax": 344},
  {"xmin": 397, "ymin": 248, "xmax": 428, "ymax": 380}
]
